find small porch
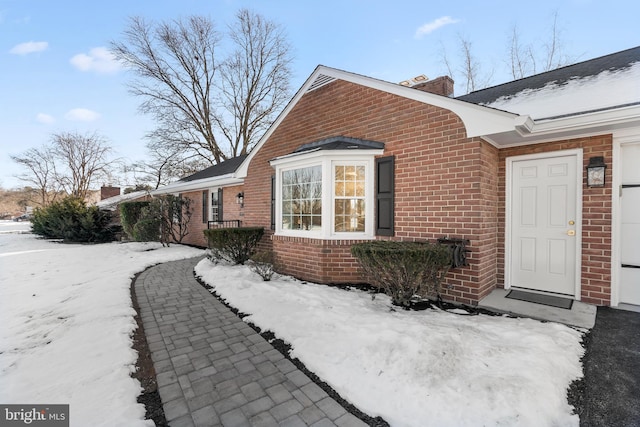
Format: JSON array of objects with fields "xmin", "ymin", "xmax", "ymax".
[{"xmin": 479, "ymin": 288, "xmax": 597, "ymax": 329}]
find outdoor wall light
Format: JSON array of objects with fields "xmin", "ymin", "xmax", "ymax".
[
  {"xmin": 586, "ymin": 156, "xmax": 607, "ymax": 188},
  {"xmin": 236, "ymin": 192, "xmax": 245, "ymax": 207}
]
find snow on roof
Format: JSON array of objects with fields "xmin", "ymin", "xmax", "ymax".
[{"xmin": 485, "ymin": 61, "xmax": 640, "ymax": 120}]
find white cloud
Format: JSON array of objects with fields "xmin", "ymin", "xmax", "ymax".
[
  {"xmin": 64, "ymin": 108, "xmax": 101, "ymax": 122},
  {"xmin": 414, "ymin": 16, "xmax": 460, "ymax": 39},
  {"xmin": 9, "ymin": 41, "xmax": 48, "ymax": 55},
  {"xmin": 36, "ymin": 113, "xmax": 55, "ymax": 124},
  {"xmin": 70, "ymin": 47, "xmax": 121, "ymax": 74}
]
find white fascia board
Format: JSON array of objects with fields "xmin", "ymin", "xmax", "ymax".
[
  {"xmin": 481, "ymin": 105, "xmax": 640, "ymax": 147},
  {"xmin": 152, "ymin": 174, "xmax": 243, "ymax": 195},
  {"xmin": 236, "ymin": 65, "xmax": 520, "ymax": 178},
  {"xmin": 527, "ymin": 104, "xmax": 640, "ymax": 135}
]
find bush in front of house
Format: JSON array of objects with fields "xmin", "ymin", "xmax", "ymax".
[
  {"xmin": 31, "ymin": 197, "xmax": 118, "ymax": 243},
  {"xmin": 351, "ymin": 240, "xmax": 452, "ymax": 307},
  {"xmin": 122, "ymin": 196, "xmax": 193, "ymax": 246},
  {"xmin": 204, "ymin": 227, "xmax": 264, "ymax": 265},
  {"xmin": 132, "ymin": 217, "xmax": 161, "ymax": 242},
  {"xmin": 249, "ymin": 249, "xmax": 278, "ymax": 281},
  {"xmin": 119, "ymin": 201, "xmax": 150, "ymax": 240}
]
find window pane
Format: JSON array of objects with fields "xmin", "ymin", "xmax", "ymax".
[
  {"xmin": 333, "ymin": 163, "xmax": 366, "ymax": 233},
  {"xmin": 281, "ymin": 165, "xmax": 322, "ymax": 232}
]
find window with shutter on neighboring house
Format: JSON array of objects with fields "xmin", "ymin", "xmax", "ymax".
[{"xmin": 375, "ymin": 156, "xmax": 395, "ymax": 236}]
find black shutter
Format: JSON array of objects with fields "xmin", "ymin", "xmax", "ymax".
[
  {"xmin": 376, "ymin": 156, "xmax": 395, "ymax": 236},
  {"xmin": 270, "ymin": 175, "xmax": 276, "ymax": 230},
  {"xmin": 218, "ymin": 188, "xmax": 224, "ymax": 221},
  {"xmin": 202, "ymin": 190, "xmax": 208, "ymax": 223}
]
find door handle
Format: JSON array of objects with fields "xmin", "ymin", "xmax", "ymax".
[{"xmin": 567, "ymin": 230, "xmax": 575, "ymax": 236}]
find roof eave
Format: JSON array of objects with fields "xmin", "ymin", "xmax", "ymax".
[
  {"xmin": 481, "ymin": 104, "xmax": 640, "ymax": 147},
  {"xmin": 152, "ymin": 173, "xmax": 243, "ymax": 195}
]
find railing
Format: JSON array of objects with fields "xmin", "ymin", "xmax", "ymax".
[{"xmin": 207, "ymin": 220, "xmax": 242, "ymax": 229}]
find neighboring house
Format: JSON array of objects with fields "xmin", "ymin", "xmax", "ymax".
[
  {"xmin": 155, "ymin": 46, "xmax": 640, "ymax": 309},
  {"xmin": 95, "ymin": 189, "xmax": 151, "ymax": 212}
]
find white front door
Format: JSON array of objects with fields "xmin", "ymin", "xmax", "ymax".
[
  {"xmin": 508, "ymin": 152, "xmax": 581, "ymax": 295},
  {"xmin": 619, "ymin": 143, "xmax": 640, "ymax": 306}
]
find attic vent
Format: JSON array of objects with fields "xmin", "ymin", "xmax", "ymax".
[{"xmin": 307, "ymin": 74, "xmax": 336, "ymax": 92}]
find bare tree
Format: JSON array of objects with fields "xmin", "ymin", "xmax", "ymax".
[
  {"xmin": 507, "ymin": 12, "xmax": 573, "ymax": 80},
  {"xmin": 508, "ymin": 24, "xmax": 536, "ymax": 79},
  {"xmin": 216, "ymin": 9, "xmax": 293, "ymax": 156},
  {"xmin": 440, "ymin": 12, "xmax": 574, "ymax": 95},
  {"xmin": 125, "ymin": 142, "xmax": 211, "ymax": 190},
  {"xmin": 51, "ymin": 131, "xmax": 114, "ymax": 199},
  {"xmin": 10, "ymin": 146, "xmax": 61, "ymax": 206},
  {"xmin": 457, "ymin": 35, "xmax": 493, "ymax": 94},
  {"xmin": 542, "ymin": 11, "xmax": 573, "ymax": 71},
  {"xmin": 110, "ymin": 10, "xmax": 292, "ymax": 166}
]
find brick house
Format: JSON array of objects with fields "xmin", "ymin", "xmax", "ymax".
[{"xmin": 155, "ymin": 46, "xmax": 640, "ymax": 309}]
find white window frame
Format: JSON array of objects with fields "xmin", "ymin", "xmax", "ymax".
[
  {"xmin": 271, "ymin": 150, "xmax": 382, "ymax": 240},
  {"xmin": 209, "ymin": 188, "xmax": 220, "ymax": 223}
]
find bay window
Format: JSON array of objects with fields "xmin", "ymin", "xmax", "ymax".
[{"xmin": 271, "ymin": 147, "xmax": 382, "ymax": 239}]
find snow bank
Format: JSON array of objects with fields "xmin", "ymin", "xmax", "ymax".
[{"xmin": 0, "ymin": 226, "xmax": 204, "ymax": 427}]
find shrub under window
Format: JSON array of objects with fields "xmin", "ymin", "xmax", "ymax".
[
  {"xmin": 204, "ymin": 227, "xmax": 264, "ymax": 265},
  {"xmin": 351, "ymin": 240, "xmax": 451, "ymax": 307}
]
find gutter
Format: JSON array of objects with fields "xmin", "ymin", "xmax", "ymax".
[{"xmin": 152, "ymin": 173, "xmax": 244, "ymax": 195}]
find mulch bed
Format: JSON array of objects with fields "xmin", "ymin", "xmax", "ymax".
[{"xmin": 130, "ymin": 273, "xmax": 168, "ymax": 427}]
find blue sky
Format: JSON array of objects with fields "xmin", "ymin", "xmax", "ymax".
[{"xmin": 1, "ymin": 0, "xmax": 638, "ymax": 189}]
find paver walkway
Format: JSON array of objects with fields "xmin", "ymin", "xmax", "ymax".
[{"xmin": 135, "ymin": 257, "xmax": 368, "ymax": 427}]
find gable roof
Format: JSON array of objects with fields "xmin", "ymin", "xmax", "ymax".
[
  {"xmin": 236, "ymin": 65, "xmax": 523, "ymax": 177},
  {"xmin": 153, "ymin": 46, "xmax": 640, "ymax": 195}
]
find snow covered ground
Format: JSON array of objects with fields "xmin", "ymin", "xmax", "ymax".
[
  {"xmin": 196, "ymin": 259, "xmax": 586, "ymax": 427},
  {"xmin": 0, "ymin": 221, "xmax": 204, "ymax": 427},
  {"xmin": 0, "ymin": 221, "xmax": 585, "ymax": 427}
]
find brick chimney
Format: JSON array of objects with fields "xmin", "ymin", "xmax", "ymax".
[
  {"xmin": 412, "ymin": 76, "xmax": 455, "ymax": 97},
  {"xmin": 100, "ymin": 186, "xmax": 120, "ymax": 200},
  {"xmin": 400, "ymin": 75, "xmax": 455, "ymax": 97}
]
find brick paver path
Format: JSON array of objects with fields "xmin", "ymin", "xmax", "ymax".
[{"xmin": 135, "ymin": 257, "xmax": 367, "ymax": 427}]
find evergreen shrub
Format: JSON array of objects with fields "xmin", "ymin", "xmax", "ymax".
[
  {"xmin": 204, "ymin": 227, "xmax": 264, "ymax": 265},
  {"xmin": 119, "ymin": 201, "xmax": 150, "ymax": 240},
  {"xmin": 31, "ymin": 197, "xmax": 118, "ymax": 243},
  {"xmin": 351, "ymin": 240, "xmax": 451, "ymax": 307}
]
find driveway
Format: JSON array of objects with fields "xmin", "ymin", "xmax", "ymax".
[{"xmin": 576, "ymin": 307, "xmax": 640, "ymax": 427}]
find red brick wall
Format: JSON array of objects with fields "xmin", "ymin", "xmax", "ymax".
[
  {"xmin": 498, "ymin": 135, "xmax": 613, "ymax": 305},
  {"xmin": 177, "ymin": 184, "xmax": 245, "ymax": 248},
  {"xmin": 243, "ymin": 80, "xmax": 498, "ymax": 305},
  {"xmin": 178, "ymin": 190, "xmax": 207, "ymax": 247}
]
